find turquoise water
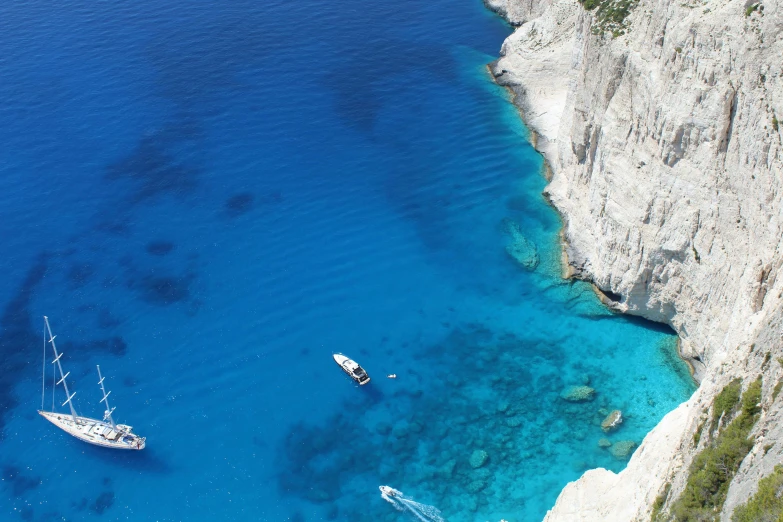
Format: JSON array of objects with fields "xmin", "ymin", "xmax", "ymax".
[{"xmin": 0, "ymin": 0, "xmax": 694, "ymax": 520}]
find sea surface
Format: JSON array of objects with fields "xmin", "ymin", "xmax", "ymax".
[{"xmin": 0, "ymin": 0, "xmax": 695, "ymax": 521}]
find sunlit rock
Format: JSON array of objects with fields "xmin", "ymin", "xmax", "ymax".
[
  {"xmin": 559, "ymin": 385, "xmax": 596, "ymax": 402},
  {"xmin": 609, "ymin": 440, "xmax": 636, "ymax": 460},
  {"xmin": 469, "ymin": 449, "xmax": 489, "ymax": 468},
  {"xmin": 601, "ymin": 410, "xmax": 623, "ymax": 433}
]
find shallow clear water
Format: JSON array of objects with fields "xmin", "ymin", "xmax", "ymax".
[{"xmin": 0, "ymin": 0, "xmax": 694, "ymax": 521}]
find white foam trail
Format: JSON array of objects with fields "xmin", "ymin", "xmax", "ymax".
[{"xmin": 379, "ymin": 486, "xmax": 445, "ymax": 522}]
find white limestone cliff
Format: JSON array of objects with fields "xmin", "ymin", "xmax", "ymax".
[{"xmin": 488, "ymin": 0, "xmax": 783, "ymax": 519}]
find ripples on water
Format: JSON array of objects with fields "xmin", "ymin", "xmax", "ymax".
[{"xmin": 0, "ymin": 0, "xmax": 694, "ymax": 520}]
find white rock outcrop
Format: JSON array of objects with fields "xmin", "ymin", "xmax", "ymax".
[{"xmin": 489, "ymin": 0, "xmax": 783, "ymax": 519}]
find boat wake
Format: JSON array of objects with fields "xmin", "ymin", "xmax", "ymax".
[{"xmin": 380, "ymin": 486, "xmax": 445, "ymax": 522}]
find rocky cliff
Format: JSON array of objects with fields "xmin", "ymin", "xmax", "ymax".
[{"xmin": 488, "ymin": 0, "xmax": 783, "ymax": 519}]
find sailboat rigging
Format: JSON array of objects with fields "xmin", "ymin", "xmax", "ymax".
[{"xmin": 38, "ymin": 316, "xmax": 146, "ymax": 450}]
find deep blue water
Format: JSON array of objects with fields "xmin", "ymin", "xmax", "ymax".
[{"xmin": 0, "ymin": 0, "xmax": 695, "ymax": 521}]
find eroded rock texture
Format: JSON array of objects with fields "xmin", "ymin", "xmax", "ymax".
[{"xmin": 489, "ymin": 0, "xmax": 783, "ymax": 518}]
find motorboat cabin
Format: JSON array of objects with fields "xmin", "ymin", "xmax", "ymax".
[{"xmin": 333, "ymin": 353, "xmax": 371, "ymax": 385}]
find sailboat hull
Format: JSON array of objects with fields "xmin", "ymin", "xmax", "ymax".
[{"xmin": 38, "ymin": 411, "xmax": 145, "ymax": 450}]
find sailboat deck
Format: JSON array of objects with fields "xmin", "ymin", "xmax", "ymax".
[
  {"xmin": 39, "ymin": 317, "xmax": 146, "ymax": 451},
  {"xmin": 38, "ymin": 411, "xmax": 145, "ymax": 450}
]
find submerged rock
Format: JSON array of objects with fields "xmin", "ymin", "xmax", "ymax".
[
  {"xmin": 441, "ymin": 459, "xmax": 456, "ymax": 478},
  {"xmin": 409, "ymin": 421, "xmax": 423, "ymax": 434},
  {"xmin": 469, "ymin": 449, "xmax": 489, "ymax": 469},
  {"xmin": 375, "ymin": 422, "xmax": 392, "ymax": 436},
  {"xmin": 598, "ymin": 438, "xmax": 612, "ymax": 448},
  {"xmin": 466, "ymin": 479, "xmax": 487, "ymax": 493},
  {"xmin": 609, "ymin": 440, "xmax": 637, "ymax": 459},
  {"xmin": 560, "ymin": 385, "xmax": 596, "ymax": 402},
  {"xmin": 391, "ymin": 421, "xmax": 409, "ymax": 438},
  {"xmin": 503, "ymin": 219, "xmax": 539, "ymax": 270},
  {"xmin": 601, "ymin": 410, "xmax": 623, "ymax": 432}
]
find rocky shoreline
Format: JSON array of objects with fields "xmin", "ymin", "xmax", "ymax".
[{"xmin": 485, "ymin": 0, "xmax": 783, "ymax": 519}]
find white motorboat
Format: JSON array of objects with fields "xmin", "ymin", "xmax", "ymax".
[
  {"xmin": 333, "ymin": 353, "xmax": 370, "ymax": 385},
  {"xmin": 38, "ymin": 316, "xmax": 146, "ymax": 450},
  {"xmin": 379, "ymin": 486, "xmax": 445, "ymax": 522}
]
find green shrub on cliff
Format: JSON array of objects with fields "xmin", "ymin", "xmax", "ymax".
[
  {"xmin": 710, "ymin": 378, "xmax": 742, "ymax": 432},
  {"xmin": 578, "ymin": 0, "xmax": 639, "ymax": 37},
  {"xmin": 773, "ymin": 379, "xmax": 783, "ymax": 401},
  {"xmin": 651, "ymin": 482, "xmax": 672, "ymax": 522},
  {"xmin": 669, "ymin": 377, "xmax": 762, "ymax": 521},
  {"xmin": 731, "ymin": 465, "xmax": 783, "ymax": 521}
]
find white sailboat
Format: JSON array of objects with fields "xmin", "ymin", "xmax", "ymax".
[{"xmin": 38, "ymin": 316, "xmax": 146, "ymax": 450}]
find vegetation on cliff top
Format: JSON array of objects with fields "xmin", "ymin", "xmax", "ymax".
[
  {"xmin": 579, "ymin": 0, "xmax": 639, "ymax": 38},
  {"xmin": 667, "ymin": 377, "xmax": 762, "ymax": 521}
]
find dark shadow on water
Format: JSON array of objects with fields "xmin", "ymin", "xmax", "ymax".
[
  {"xmin": 91, "ymin": 491, "xmax": 115, "ymax": 515},
  {"xmin": 80, "ymin": 444, "xmax": 172, "ymax": 475},
  {"xmin": 66, "ymin": 491, "xmax": 114, "ymax": 519},
  {"xmin": 598, "ymin": 288, "xmax": 623, "ymax": 302},
  {"xmin": 222, "ymin": 191, "xmax": 284, "ymax": 220},
  {"xmin": 67, "ymin": 262, "xmax": 94, "ymax": 288},
  {"xmin": 97, "ymin": 307, "xmax": 122, "ymax": 329},
  {"xmin": 223, "ymin": 192, "xmax": 254, "ymax": 218},
  {"xmin": 1, "ymin": 465, "xmax": 41, "ymax": 497},
  {"xmin": 105, "ymin": 124, "xmax": 202, "ymax": 204},
  {"xmin": 146, "ymin": 241, "xmax": 175, "ymax": 256},
  {"xmin": 362, "ymin": 383, "xmax": 384, "ymax": 404},
  {"xmin": 94, "ymin": 218, "xmax": 133, "ymax": 237},
  {"xmin": 323, "ymin": 40, "xmax": 455, "ymax": 134},
  {"xmin": 122, "ymin": 376, "xmax": 138, "ymax": 388},
  {"xmin": 0, "ymin": 256, "xmax": 47, "ymax": 434},
  {"xmin": 619, "ymin": 313, "xmax": 678, "ymax": 336},
  {"xmin": 127, "ymin": 272, "xmax": 195, "ymax": 307},
  {"xmin": 585, "ymin": 311, "xmax": 677, "ymax": 336},
  {"xmin": 18, "ymin": 507, "xmax": 61, "ymax": 522}
]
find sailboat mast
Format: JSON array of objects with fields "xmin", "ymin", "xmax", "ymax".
[
  {"xmin": 41, "ymin": 321, "xmax": 46, "ymax": 411},
  {"xmin": 43, "ymin": 316, "xmax": 77, "ymax": 418},
  {"xmin": 96, "ymin": 365, "xmax": 116, "ymax": 429}
]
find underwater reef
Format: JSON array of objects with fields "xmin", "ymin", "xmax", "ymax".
[{"xmin": 277, "ymin": 323, "xmax": 680, "ymax": 520}]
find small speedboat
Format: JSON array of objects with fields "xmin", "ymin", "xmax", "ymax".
[{"xmin": 333, "ymin": 353, "xmax": 370, "ymax": 385}]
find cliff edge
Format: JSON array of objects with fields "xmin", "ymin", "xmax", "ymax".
[{"xmin": 489, "ymin": 0, "xmax": 783, "ymax": 519}]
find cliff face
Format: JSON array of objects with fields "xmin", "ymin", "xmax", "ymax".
[{"xmin": 490, "ymin": 0, "xmax": 783, "ymax": 519}]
